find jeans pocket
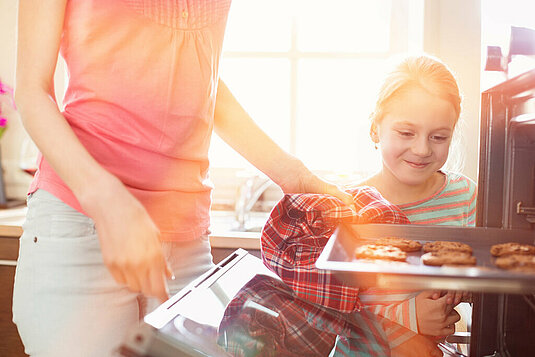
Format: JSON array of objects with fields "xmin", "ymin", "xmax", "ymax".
[{"xmin": 50, "ymin": 213, "xmax": 97, "ymax": 239}]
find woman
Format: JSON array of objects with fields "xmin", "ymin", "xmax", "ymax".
[{"xmin": 13, "ymin": 1, "xmax": 354, "ymax": 355}]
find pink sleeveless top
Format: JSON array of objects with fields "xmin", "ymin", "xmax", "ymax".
[{"xmin": 29, "ymin": 0, "xmax": 232, "ymax": 241}]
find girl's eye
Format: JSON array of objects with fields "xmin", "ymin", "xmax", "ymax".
[
  {"xmin": 431, "ymin": 135, "xmax": 448, "ymax": 141},
  {"xmin": 397, "ymin": 130, "xmax": 414, "ymax": 137}
]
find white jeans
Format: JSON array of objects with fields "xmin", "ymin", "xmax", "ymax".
[{"xmin": 12, "ymin": 189, "xmax": 214, "ymax": 357}]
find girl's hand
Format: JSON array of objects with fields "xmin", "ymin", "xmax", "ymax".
[
  {"xmin": 277, "ymin": 165, "xmax": 357, "ymax": 212},
  {"xmin": 391, "ymin": 334, "xmax": 442, "ymax": 357},
  {"xmin": 82, "ymin": 178, "xmax": 173, "ymax": 303},
  {"xmin": 431, "ymin": 290, "xmax": 472, "ymax": 305},
  {"xmin": 416, "ymin": 290, "xmax": 460, "ymax": 337}
]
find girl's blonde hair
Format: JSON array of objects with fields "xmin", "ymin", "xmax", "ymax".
[
  {"xmin": 370, "ymin": 55, "xmax": 461, "ymax": 126},
  {"xmin": 370, "ymin": 55, "xmax": 464, "ymax": 172}
]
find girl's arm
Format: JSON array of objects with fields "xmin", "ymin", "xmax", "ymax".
[
  {"xmin": 214, "ymin": 79, "xmax": 355, "ymax": 209},
  {"xmin": 16, "ymin": 0, "xmax": 171, "ymax": 302}
]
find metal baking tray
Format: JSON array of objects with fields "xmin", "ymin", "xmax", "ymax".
[{"xmin": 315, "ymin": 224, "xmax": 535, "ymax": 294}]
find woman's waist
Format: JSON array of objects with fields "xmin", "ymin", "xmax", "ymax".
[{"xmin": 29, "ymin": 172, "xmax": 213, "ymax": 240}]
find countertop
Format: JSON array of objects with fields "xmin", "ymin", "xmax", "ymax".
[
  {"xmin": 0, "ymin": 207, "xmax": 26, "ymax": 238},
  {"xmin": 0, "ymin": 207, "xmax": 261, "ymax": 250}
]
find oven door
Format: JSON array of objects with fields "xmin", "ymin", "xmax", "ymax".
[{"xmin": 119, "ymin": 249, "xmax": 282, "ymax": 357}]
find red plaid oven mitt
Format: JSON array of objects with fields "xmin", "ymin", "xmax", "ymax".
[{"xmin": 261, "ymin": 186, "xmax": 410, "ymax": 313}]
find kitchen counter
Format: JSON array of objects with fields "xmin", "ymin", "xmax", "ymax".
[
  {"xmin": 0, "ymin": 207, "xmax": 26, "ymax": 238},
  {"xmin": 0, "ymin": 206, "xmax": 262, "ymax": 249}
]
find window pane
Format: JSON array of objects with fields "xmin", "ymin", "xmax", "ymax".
[
  {"xmin": 296, "ymin": 59, "xmax": 388, "ymax": 173},
  {"xmin": 210, "ymin": 58, "xmax": 291, "ymax": 168},
  {"xmin": 296, "ymin": 0, "xmax": 392, "ymax": 53},
  {"xmin": 223, "ymin": 0, "xmax": 292, "ymax": 52}
]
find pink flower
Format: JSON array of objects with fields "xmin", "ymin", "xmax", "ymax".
[{"xmin": 0, "ymin": 80, "xmax": 12, "ymax": 140}]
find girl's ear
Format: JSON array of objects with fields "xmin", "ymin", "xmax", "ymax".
[{"xmin": 370, "ymin": 123, "xmax": 379, "ymax": 143}]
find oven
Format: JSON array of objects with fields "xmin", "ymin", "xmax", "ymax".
[
  {"xmin": 471, "ymin": 66, "xmax": 535, "ymax": 357},
  {"xmin": 315, "ymin": 66, "xmax": 535, "ymax": 357}
]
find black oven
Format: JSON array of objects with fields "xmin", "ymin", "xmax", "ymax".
[{"xmin": 472, "ymin": 67, "xmax": 535, "ymax": 357}]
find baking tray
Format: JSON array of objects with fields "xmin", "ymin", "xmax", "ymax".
[{"xmin": 315, "ymin": 224, "xmax": 535, "ymax": 294}]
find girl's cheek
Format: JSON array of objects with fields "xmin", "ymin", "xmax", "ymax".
[{"xmin": 434, "ymin": 142, "xmax": 451, "ymax": 159}]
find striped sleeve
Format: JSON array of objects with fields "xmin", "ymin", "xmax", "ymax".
[
  {"xmin": 360, "ymin": 289, "xmax": 419, "ymax": 334},
  {"xmin": 400, "ymin": 172, "xmax": 478, "ymax": 227},
  {"xmin": 466, "ymin": 177, "xmax": 477, "ymax": 226}
]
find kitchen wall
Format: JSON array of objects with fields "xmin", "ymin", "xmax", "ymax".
[{"xmin": 0, "ymin": 0, "xmax": 481, "ymax": 201}]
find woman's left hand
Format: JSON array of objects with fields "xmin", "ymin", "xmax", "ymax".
[{"xmin": 278, "ymin": 165, "xmax": 357, "ymax": 212}]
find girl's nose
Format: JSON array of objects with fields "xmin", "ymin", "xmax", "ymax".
[{"xmin": 411, "ymin": 137, "xmax": 432, "ymax": 156}]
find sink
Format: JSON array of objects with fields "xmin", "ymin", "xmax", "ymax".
[
  {"xmin": 235, "ymin": 225, "xmax": 263, "ymax": 233},
  {"xmin": 210, "ymin": 211, "xmax": 269, "ymax": 234}
]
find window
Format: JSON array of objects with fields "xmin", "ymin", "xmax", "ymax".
[{"xmin": 210, "ymin": 0, "xmax": 419, "ymax": 179}]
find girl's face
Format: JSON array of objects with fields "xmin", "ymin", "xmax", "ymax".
[{"xmin": 374, "ymin": 86, "xmax": 457, "ymax": 187}]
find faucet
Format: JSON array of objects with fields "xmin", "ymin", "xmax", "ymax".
[{"xmin": 234, "ymin": 174, "xmax": 273, "ymax": 231}]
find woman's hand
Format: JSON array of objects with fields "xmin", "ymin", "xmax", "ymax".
[
  {"xmin": 277, "ymin": 164, "xmax": 357, "ymax": 212},
  {"xmin": 391, "ymin": 334, "xmax": 442, "ymax": 357},
  {"xmin": 82, "ymin": 177, "xmax": 173, "ymax": 302},
  {"xmin": 416, "ymin": 290, "xmax": 460, "ymax": 337}
]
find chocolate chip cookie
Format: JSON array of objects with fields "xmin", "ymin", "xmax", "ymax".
[
  {"xmin": 421, "ymin": 251, "xmax": 477, "ymax": 267},
  {"xmin": 495, "ymin": 254, "xmax": 535, "ymax": 273},
  {"xmin": 490, "ymin": 242, "xmax": 535, "ymax": 257},
  {"xmin": 423, "ymin": 241, "xmax": 473, "ymax": 254},
  {"xmin": 355, "ymin": 244, "xmax": 407, "ymax": 262},
  {"xmin": 374, "ymin": 237, "xmax": 422, "ymax": 252}
]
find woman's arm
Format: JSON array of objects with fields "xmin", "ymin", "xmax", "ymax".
[
  {"xmin": 214, "ymin": 79, "xmax": 355, "ymax": 208},
  {"xmin": 16, "ymin": 0, "xmax": 104, "ymax": 201},
  {"xmin": 16, "ymin": 0, "xmax": 171, "ymax": 302}
]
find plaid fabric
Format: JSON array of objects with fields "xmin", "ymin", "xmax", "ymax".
[
  {"xmin": 261, "ymin": 186, "xmax": 423, "ymax": 353},
  {"xmin": 261, "ymin": 186, "xmax": 410, "ymax": 313},
  {"xmin": 218, "ymin": 274, "xmax": 391, "ymax": 356}
]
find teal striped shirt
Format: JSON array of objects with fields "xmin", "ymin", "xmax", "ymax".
[{"xmin": 397, "ymin": 171, "xmax": 477, "ymax": 226}]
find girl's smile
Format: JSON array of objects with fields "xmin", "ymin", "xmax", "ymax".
[{"xmin": 404, "ymin": 160, "xmax": 431, "ymax": 169}]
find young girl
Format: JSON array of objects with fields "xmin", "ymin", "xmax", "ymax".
[
  {"xmin": 260, "ymin": 55, "xmax": 475, "ymax": 355},
  {"xmin": 359, "ymin": 54, "xmax": 477, "ymax": 342},
  {"xmin": 365, "ymin": 55, "xmax": 476, "ymax": 226}
]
